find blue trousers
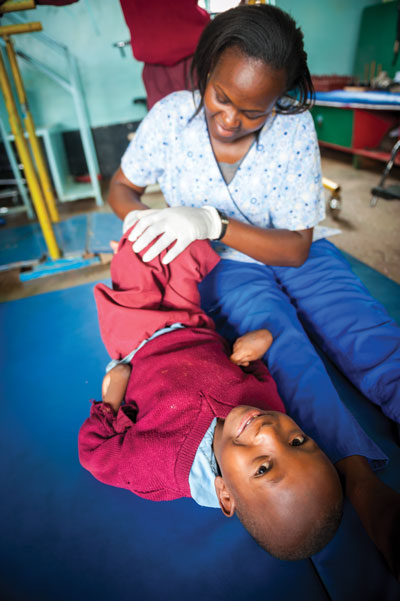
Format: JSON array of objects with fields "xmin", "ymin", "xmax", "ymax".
[{"xmin": 199, "ymin": 240, "xmax": 400, "ymax": 465}]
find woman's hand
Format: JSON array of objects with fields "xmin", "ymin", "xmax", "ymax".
[
  {"xmin": 336, "ymin": 455, "xmax": 400, "ymax": 581},
  {"xmin": 123, "ymin": 206, "xmax": 222, "ymax": 264},
  {"xmin": 230, "ymin": 329, "xmax": 273, "ymax": 366}
]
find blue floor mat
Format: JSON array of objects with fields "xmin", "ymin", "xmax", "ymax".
[
  {"xmin": 0, "ymin": 221, "xmax": 48, "ymax": 266},
  {"xmin": 87, "ymin": 212, "xmax": 123, "ymax": 253},
  {"xmin": 0, "ymin": 215, "xmax": 88, "ymax": 267},
  {"xmin": 0, "ymin": 213, "xmax": 121, "ymax": 268},
  {"xmin": 0, "ymin": 255, "xmax": 399, "ymax": 601},
  {"xmin": 344, "ymin": 252, "xmax": 400, "ymax": 323}
]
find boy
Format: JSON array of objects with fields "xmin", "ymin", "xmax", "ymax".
[{"xmin": 79, "ymin": 230, "xmax": 343, "ymax": 561}]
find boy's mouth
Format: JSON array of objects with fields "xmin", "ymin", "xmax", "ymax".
[{"xmin": 236, "ymin": 410, "xmax": 263, "ymax": 438}]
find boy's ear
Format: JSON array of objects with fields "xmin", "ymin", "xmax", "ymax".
[{"xmin": 214, "ymin": 476, "xmax": 236, "ymax": 517}]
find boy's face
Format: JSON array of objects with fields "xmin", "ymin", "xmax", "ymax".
[{"xmin": 213, "ymin": 406, "xmax": 342, "ymax": 529}]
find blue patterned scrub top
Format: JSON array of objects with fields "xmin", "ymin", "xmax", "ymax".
[{"xmin": 121, "ymin": 91, "xmax": 325, "ymax": 264}]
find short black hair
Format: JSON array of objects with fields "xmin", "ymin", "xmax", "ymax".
[
  {"xmin": 191, "ymin": 4, "xmax": 314, "ymax": 115},
  {"xmin": 235, "ymin": 496, "xmax": 343, "ymax": 561}
]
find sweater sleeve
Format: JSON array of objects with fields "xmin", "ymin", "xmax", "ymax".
[{"xmin": 78, "ymin": 401, "xmax": 137, "ymax": 489}]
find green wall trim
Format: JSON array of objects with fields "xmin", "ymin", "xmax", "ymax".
[
  {"xmin": 354, "ymin": 1, "xmax": 398, "ymax": 81},
  {"xmin": 311, "ymin": 106, "xmax": 354, "ymax": 148},
  {"xmin": 277, "ymin": 0, "xmax": 380, "ymax": 76}
]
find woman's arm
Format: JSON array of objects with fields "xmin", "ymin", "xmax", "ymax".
[
  {"xmin": 108, "ymin": 172, "xmax": 313, "ymax": 267},
  {"xmin": 221, "ymin": 218, "xmax": 313, "ymax": 267},
  {"xmin": 336, "ymin": 455, "xmax": 400, "ymax": 580},
  {"xmin": 108, "ymin": 167, "xmax": 150, "ymax": 219}
]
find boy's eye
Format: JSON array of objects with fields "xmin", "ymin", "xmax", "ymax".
[
  {"xmin": 255, "ymin": 462, "xmax": 272, "ymax": 477},
  {"xmin": 291, "ymin": 435, "xmax": 306, "ymax": 447}
]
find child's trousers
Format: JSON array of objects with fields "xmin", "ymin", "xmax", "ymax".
[
  {"xmin": 199, "ymin": 239, "xmax": 398, "ymax": 465},
  {"xmin": 94, "ymin": 231, "xmax": 219, "ymax": 359}
]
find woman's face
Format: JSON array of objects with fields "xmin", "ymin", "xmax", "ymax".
[{"xmin": 203, "ymin": 47, "xmax": 287, "ymax": 144}]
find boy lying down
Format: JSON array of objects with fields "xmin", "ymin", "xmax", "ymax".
[{"xmin": 79, "ymin": 230, "xmax": 399, "ymax": 571}]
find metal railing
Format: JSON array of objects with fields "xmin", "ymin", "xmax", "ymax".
[{"xmin": 1, "ymin": 12, "xmax": 103, "ymax": 209}]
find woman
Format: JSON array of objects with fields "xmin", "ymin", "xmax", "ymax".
[{"xmin": 107, "ymin": 4, "xmax": 400, "ymax": 576}]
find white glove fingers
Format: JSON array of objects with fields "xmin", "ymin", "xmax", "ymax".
[
  {"xmin": 127, "ymin": 216, "xmax": 153, "ymax": 242},
  {"xmin": 142, "ymin": 232, "xmax": 175, "ymax": 262},
  {"xmin": 162, "ymin": 239, "xmax": 190, "ymax": 264},
  {"xmin": 123, "ymin": 208, "xmax": 160, "ymax": 235},
  {"xmin": 122, "ymin": 210, "xmax": 141, "ymax": 235},
  {"xmin": 132, "ymin": 221, "xmax": 176, "ymax": 252},
  {"xmin": 132, "ymin": 228, "xmax": 159, "ymax": 253},
  {"xmin": 124, "ymin": 206, "xmax": 221, "ymax": 264},
  {"xmin": 126, "ymin": 209, "xmax": 164, "ymax": 241}
]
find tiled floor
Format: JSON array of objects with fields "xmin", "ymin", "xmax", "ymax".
[{"xmin": 0, "ymin": 148, "xmax": 399, "ymax": 303}]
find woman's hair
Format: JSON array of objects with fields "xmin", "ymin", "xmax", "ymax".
[{"xmin": 191, "ymin": 4, "xmax": 314, "ymax": 114}]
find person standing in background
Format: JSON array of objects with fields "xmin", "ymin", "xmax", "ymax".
[{"xmin": 119, "ymin": 0, "xmax": 210, "ymax": 109}]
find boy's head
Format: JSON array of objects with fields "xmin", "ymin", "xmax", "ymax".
[{"xmin": 213, "ymin": 406, "xmax": 343, "ymax": 560}]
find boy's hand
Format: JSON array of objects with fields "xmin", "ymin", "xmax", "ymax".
[
  {"xmin": 230, "ymin": 329, "xmax": 273, "ymax": 366},
  {"xmin": 110, "ymin": 240, "xmax": 119, "ymax": 254},
  {"xmin": 102, "ymin": 364, "xmax": 131, "ymax": 413}
]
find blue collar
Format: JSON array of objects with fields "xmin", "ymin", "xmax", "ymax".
[{"xmin": 189, "ymin": 418, "xmax": 220, "ymax": 508}]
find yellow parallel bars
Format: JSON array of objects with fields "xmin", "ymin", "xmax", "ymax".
[
  {"xmin": 0, "ymin": 12, "xmax": 61, "ymax": 259},
  {"xmin": 0, "ymin": 22, "xmax": 42, "ymax": 35},
  {"xmin": 0, "ymin": 1, "xmax": 36, "ymax": 14},
  {"xmin": 5, "ymin": 36, "xmax": 59, "ymax": 222},
  {"xmin": 0, "ymin": 42, "xmax": 61, "ymax": 259}
]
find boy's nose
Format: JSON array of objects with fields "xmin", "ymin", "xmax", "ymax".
[{"xmin": 254, "ymin": 423, "xmax": 284, "ymax": 448}]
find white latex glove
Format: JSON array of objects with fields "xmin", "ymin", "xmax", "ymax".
[{"xmin": 122, "ymin": 206, "xmax": 222, "ymax": 264}]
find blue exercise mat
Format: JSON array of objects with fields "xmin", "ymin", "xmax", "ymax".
[
  {"xmin": 0, "ymin": 212, "xmax": 121, "ymax": 269},
  {"xmin": 87, "ymin": 212, "xmax": 123, "ymax": 253},
  {"xmin": 0, "ymin": 254, "xmax": 399, "ymax": 600},
  {"xmin": 0, "ymin": 215, "xmax": 88, "ymax": 267}
]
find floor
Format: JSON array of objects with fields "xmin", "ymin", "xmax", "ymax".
[
  {"xmin": 0, "ymin": 148, "xmax": 399, "ymax": 302},
  {"xmin": 320, "ymin": 149, "xmax": 400, "ymax": 284},
  {"xmin": 2, "ymin": 265, "xmax": 399, "ymax": 600}
]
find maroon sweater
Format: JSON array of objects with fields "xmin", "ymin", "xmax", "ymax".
[{"xmin": 78, "ymin": 237, "xmax": 285, "ymax": 501}]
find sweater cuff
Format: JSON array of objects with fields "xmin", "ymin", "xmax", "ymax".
[
  {"xmin": 115, "ymin": 407, "xmax": 134, "ymax": 433},
  {"xmin": 90, "ymin": 400, "xmax": 114, "ymax": 419},
  {"xmin": 89, "ymin": 401, "xmax": 133, "ymax": 433}
]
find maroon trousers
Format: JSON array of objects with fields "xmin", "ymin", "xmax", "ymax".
[
  {"xmin": 142, "ymin": 55, "xmax": 194, "ymax": 109},
  {"xmin": 94, "ymin": 234, "xmax": 220, "ymax": 360}
]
